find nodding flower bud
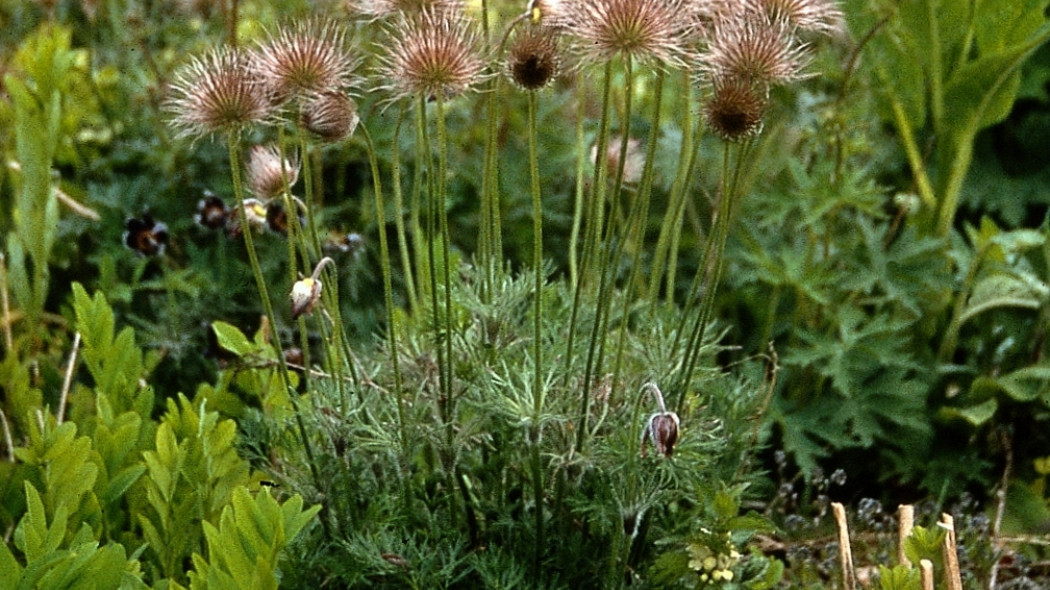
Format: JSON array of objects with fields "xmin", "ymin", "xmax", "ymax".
[
  {"xmin": 640, "ymin": 382, "xmax": 680, "ymax": 458},
  {"xmin": 290, "ymin": 277, "xmax": 322, "ymax": 319},
  {"xmin": 290, "ymin": 257, "xmax": 335, "ymax": 319},
  {"xmin": 226, "ymin": 198, "xmax": 269, "ymax": 238}
]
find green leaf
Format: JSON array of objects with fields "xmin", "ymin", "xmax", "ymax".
[
  {"xmin": 943, "ymin": 398, "xmax": 998, "ymax": 426},
  {"xmin": 973, "ymin": 0, "xmax": 1049, "ymax": 54},
  {"xmin": 102, "ymin": 465, "xmax": 146, "ymax": 506},
  {"xmin": 877, "ymin": 564, "xmax": 921, "ymax": 590},
  {"xmin": 745, "ymin": 552, "xmax": 784, "ymax": 590},
  {"xmin": 903, "ymin": 525, "xmax": 945, "ymax": 566},
  {"xmin": 961, "ymin": 272, "xmax": 1046, "ymax": 324},
  {"xmin": 945, "ymin": 27, "xmax": 1050, "ymax": 137},
  {"xmin": 996, "ymin": 366, "xmax": 1050, "ymax": 402},
  {"xmin": 211, "ymin": 321, "xmax": 255, "ymax": 358},
  {"xmin": 0, "ymin": 539, "xmax": 21, "ymax": 587}
]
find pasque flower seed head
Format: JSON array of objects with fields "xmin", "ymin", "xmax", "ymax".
[
  {"xmin": 166, "ymin": 46, "xmax": 275, "ymax": 140},
  {"xmin": 554, "ymin": 0, "xmax": 697, "ymax": 68},
  {"xmin": 703, "ymin": 75, "xmax": 768, "ymax": 141},
  {"xmin": 247, "ymin": 144, "xmax": 300, "ymax": 199},
  {"xmin": 254, "ymin": 19, "xmax": 358, "ymax": 105},
  {"xmin": 377, "ymin": 8, "xmax": 486, "ymax": 102},
  {"xmin": 300, "ymin": 90, "xmax": 360, "ymax": 142},
  {"xmin": 701, "ymin": 12, "xmax": 810, "ymax": 86},
  {"xmin": 506, "ymin": 25, "xmax": 562, "ymax": 91}
]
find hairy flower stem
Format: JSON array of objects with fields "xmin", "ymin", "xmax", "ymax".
[
  {"xmin": 566, "ymin": 60, "xmax": 614, "ymax": 406},
  {"xmin": 568, "ymin": 82, "xmax": 587, "ymax": 286},
  {"xmin": 674, "ymin": 140, "xmax": 750, "ymax": 414},
  {"xmin": 575, "ymin": 59, "xmax": 630, "ymax": 455},
  {"xmin": 611, "ymin": 70, "xmax": 664, "ymax": 385},
  {"xmin": 391, "ymin": 105, "xmax": 419, "ymax": 316},
  {"xmin": 479, "ymin": 78, "xmax": 502, "ymax": 300},
  {"xmin": 435, "ymin": 93, "xmax": 456, "ymax": 444},
  {"xmin": 527, "ymin": 90, "xmax": 546, "ymax": 576},
  {"xmin": 290, "ymin": 131, "xmax": 351, "ymax": 394},
  {"xmin": 227, "ymin": 135, "xmax": 328, "ymax": 538},
  {"xmin": 648, "ymin": 73, "xmax": 698, "ymax": 304},
  {"xmin": 360, "ymin": 123, "xmax": 408, "ymax": 455}
]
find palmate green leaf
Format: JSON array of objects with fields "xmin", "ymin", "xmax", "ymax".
[
  {"xmin": 877, "ymin": 564, "xmax": 921, "ymax": 590},
  {"xmin": 842, "ymin": 221, "xmax": 948, "ymax": 316},
  {"xmin": 903, "ymin": 525, "xmax": 946, "ymax": 566}
]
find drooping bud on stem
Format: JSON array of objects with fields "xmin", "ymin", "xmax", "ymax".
[
  {"xmin": 640, "ymin": 382, "xmax": 680, "ymax": 458},
  {"xmin": 290, "ymin": 257, "xmax": 336, "ymax": 319}
]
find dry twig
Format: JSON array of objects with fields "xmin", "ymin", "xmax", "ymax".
[
  {"xmin": 833, "ymin": 502, "xmax": 856, "ymax": 590},
  {"xmin": 940, "ymin": 513, "xmax": 963, "ymax": 590}
]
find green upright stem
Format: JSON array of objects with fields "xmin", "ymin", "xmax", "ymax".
[
  {"xmin": 434, "ymin": 93, "xmax": 455, "ymax": 437},
  {"xmin": 611, "ymin": 70, "xmax": 664, "ymax": 385},
  {"xmin": 565, "ymin": 60, "xmax": 614, "ymax": 384},
  {"xmin": 527, "ymin": 90, "xmax": 546, "ymax": 576},
  {"xmin": 574, "ymin": 59, "xmax": 625, "ymax": 454},
  {"xmin": 360, "ymin": 123, "xmax": 408, "ymax": 454},
  {"xmin": 227, "ymin": 135, "xmax": 328, "ymax": 537},
  {"xmin": 568, "ymin": 81, "xmax": 587, "ymax": 287},
  {"xmin": 391, "ymin": 105, "xmax": 419, "ymax": 316},
  {"xmin": 649, "ymin": 74, "xmax": 699, "ymax": 304},
  {"xmin": 675, "ymin": 141, "xmax": 748, "ymax": 414}
]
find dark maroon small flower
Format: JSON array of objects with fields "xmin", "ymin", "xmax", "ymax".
[
  {"xmin": 642, "ymin": 411, "xmax": 680, "ymax": 458},
  {"xmin": 639, "ymin": 382, "xmax": 680, "ymax": 458},
  {"xmin": 195, "ymin": 191, "xmax": 229, "ymax": 229},
  {"xmin": 124, "ymin": 212, "xmax": 169, "ymax": 256}
]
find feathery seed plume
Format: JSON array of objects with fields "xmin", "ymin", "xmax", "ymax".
[
  {"xmin": 377, "ymin": 9, "xmax": 487, "ymax": 102},
  {"xmin": 254, "ymin": 19, "xmax": 357, "ymax": 106},
  {"xmin": 166, "ymin": 47, "xmax": 274, "ymax": 140},
  {"xmin": 554, "ymin": 0, "xmax": 697, "ymax": 68},
  {"xmin": 247, "ymin": 144, "xmax": 300, "ymax": 199},
  {"xmin": 301, "ymin": 90, "xmax": 360, "ymax": 142},
  {"xmin": 702, "ymin": 76, "xmax": 768, "ymax": 141},
  {"xmin": 506, "ymin": 25, "xmax": 562, "ymax": 91},
  {"xmin": 701, "ymin": 12, "xmax": 810, "ymax": 86}
]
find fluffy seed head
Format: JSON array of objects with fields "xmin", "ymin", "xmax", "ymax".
[
  {"xmin": 702, "ymin": 13, "xmax": 810, "ymax": 86},
  {"xmin": 744, "ymin": 0, "xmax": 844, "ymax": 35},
  {"xmin": 377, "ymin": 9, "xmax": 486, "ymax": 101},
  {"xmin": 166, "ymin": 47, "xmax": 274, "ymax": 140},
  {"xmin": 703, "ymin": 76, "xmax": 768, "ymax": 141},
  {"xmin": 254, "ymin": 19, "xmax": 357, "ymax": 105},
  {"xmin": 350, "ymin": 0, "xmax": 464, "ymax": 20},
  {"xmin": 556, "ymin": 0, "xmax": 696, "ymax": 68},
  {"xmin": 301, "ymin": 90, "xmax": 360, "ymax": 142},
  {"xmin": 506, "ymin": 26, "xmax": 562, "ymax": 91},
  {"xmin": 247, "ymin": 144, "xmax": 300, "ymax": 199}
]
